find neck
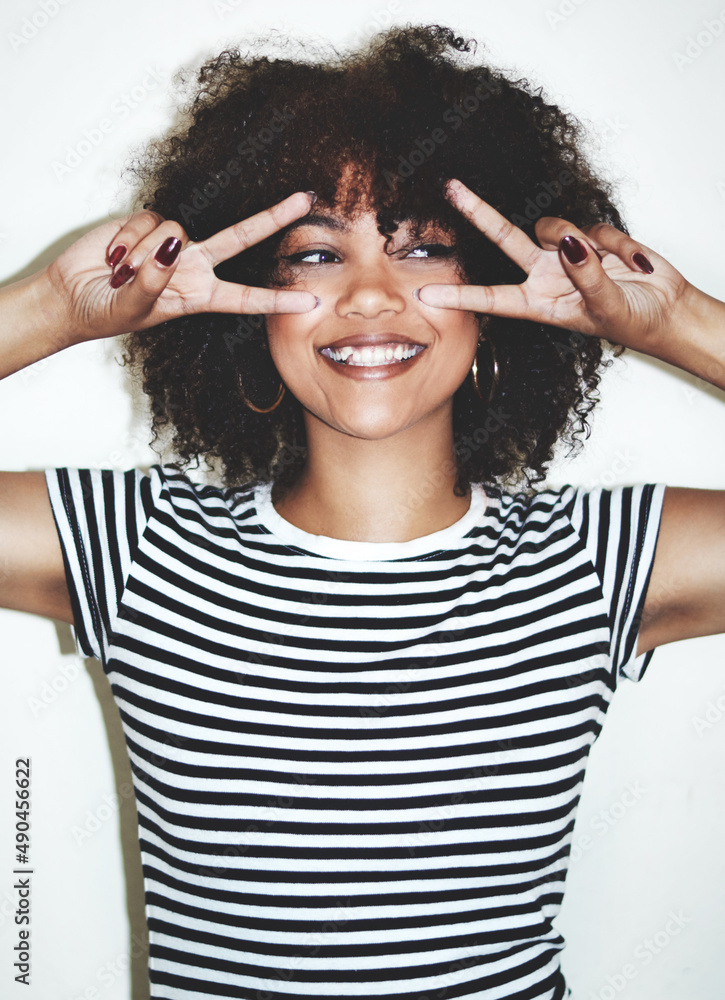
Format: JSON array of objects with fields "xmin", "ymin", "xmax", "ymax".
[{"xmin": 273, "ymin": 411, "xmax": 472, "ymax": 543}]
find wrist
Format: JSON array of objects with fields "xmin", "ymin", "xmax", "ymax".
[
  {"xmin": 0, "ymin": 269, "xmax": 78, "ymax": 380},
  {"xmin": 30, "ymin": 266, "xmax": 82, "ymax": 351},
  {"xmin": 646, "ymin": 281, "xmax": 725, "ymax": 390}
]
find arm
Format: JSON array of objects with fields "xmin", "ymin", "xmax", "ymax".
[
  {"xmin": 0, "ymin": 194, "xmax": 317, "ymax": 622},
  {"xmin": 419, "ymin": 179, "xmax": 725, "ymax": 654}
]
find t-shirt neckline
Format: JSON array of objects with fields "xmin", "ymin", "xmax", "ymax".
[{"xmin": 254, "ymin": 482, "xmax": 489, "ymax": 561}]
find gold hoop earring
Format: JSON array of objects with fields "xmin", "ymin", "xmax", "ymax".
[
  {"xmin": 237, "ymin": 373, "xmax": 286, "ymax": 414},
  {"xmin": 471, "ymin": 337, "xmax": 500, "ymax": 406}
]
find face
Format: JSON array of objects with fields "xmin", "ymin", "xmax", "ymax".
[{"xmin": 265, "ymin": 204, "xmax": 480, "ymax": 445}]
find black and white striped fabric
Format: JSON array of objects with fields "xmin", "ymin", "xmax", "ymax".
[{"xmin": 46, "ymin": 465, "xmax": 665, "ymax": 1000}]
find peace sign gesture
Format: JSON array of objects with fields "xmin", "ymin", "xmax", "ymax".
[
  {"xmin": 41, "ymin": 190, "xmax": 318, "ymax": 346},
  {"xmin": 418, "ymin": 179, "xmax": 694, "ymax": 356}
]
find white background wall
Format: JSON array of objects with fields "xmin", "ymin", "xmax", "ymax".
[{"xmin": 0, "ymin": 0, "xmax": 723, "ymax": 998}]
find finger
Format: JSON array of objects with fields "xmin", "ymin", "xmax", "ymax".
[
  {"xmin": 417, "ymin": 281, "xmax": 530, "ymax": 318},
  {"xmin": 208, "ymin": 280, "xmax": 318, "ymax": 315},
  {"xmin": 201, "ymin": 191, "xmax": 315, "ymax": 266},
  {"xmin": 114, "ymin": 220, "xmax": 188, "ymax": 279},
  {"xmin": 534, "ymin": 217, "xmax": 608, "ymax": 269},
  {"xmin": 108, "ymin": 230, "xmax": 185, "ymax": 315},
  {"xmin": 578, "ymin": 221, "xmax": 655, "ymax": 274},
  {"xmin": 445, "ymin": 179, "xmax": 541, "ymax": 274},
  {"xmin": 534, "ymin": 216, "xmax": 655, "ymax": 273},
  {"xmin": 106, "ymin": 210, "xmax": 167, "ymax": 268},
  {"xmin": 548, "ymin": 225, "xmax": 625, "ymax": 322}
]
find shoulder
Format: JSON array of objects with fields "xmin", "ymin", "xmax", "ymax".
[
  {"xmin": 485, "ymin": 481, "xmax": 579, "ymax": 530},
  {"xmin": 145, "ymin": 465, "xmax": 270, "ymax": 543},
  {"xmin": 148, "ymin": 464, "xmax": 257, "ymax": 511},
  {"xmin": 482, "ymin": 481, "xmax": 664, "ymax": 555},
  {"xmin": 491, "ymin": 481, "xmax": 664, "ymax": 526}
]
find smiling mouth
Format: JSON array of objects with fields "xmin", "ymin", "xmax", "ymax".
[{"xmin": 320, "ymin": 343, "xmax": 426, "ymax": 367}]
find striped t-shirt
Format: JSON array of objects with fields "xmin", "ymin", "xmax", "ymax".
[{"xmin": 46, "ymin": 465, "xmax": 665, "ymax": 1000}]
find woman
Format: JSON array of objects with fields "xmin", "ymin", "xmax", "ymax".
[{"xmin": 2, "ymin": 25, "xmax": 723, "ymax": 1000}]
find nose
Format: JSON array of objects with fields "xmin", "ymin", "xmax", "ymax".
[{"xmin": 335, "ymin": 261, "xmax": 407, "ymax": 319}]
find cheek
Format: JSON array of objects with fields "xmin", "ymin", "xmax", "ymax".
[
  {"xmin": 265, "ymin": 314, "xmax": 319, "ymax": 398},
  {"xmin": 265, "ymin": 315, "xmax": 307, "ymax": 362},
  {"xmin": 456, "ymin": 309, "xmax": 482, "ymax": 341},
  {"xmin": 439, "ymin": 311, "xmax": 481, "ymax": 370},
  {"xmin": 427, "ymin": 312, "xmax": 481, "ymax": 398}
]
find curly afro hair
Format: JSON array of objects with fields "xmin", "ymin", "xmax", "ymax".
[{"xmin": 124, "ymin": 24, "xmax": 626, "ymax": 497}]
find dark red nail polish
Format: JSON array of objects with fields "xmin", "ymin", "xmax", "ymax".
[
  {"xmin": 633, "ymin": 252, "xmax": 654, "ymax": 274},
  {"xmin": 155, "ymin": 237, "xmax": 181, "ymax": 266},
  {"xmin": 560, "ymin": 236, "xmax": 588, "ymax": 264},
  {"xmin": 306, "ymin": 191, "xmax": 318, "ymax": 205},
  {"xmin": 110, "ymin": 263, "xmax": 135, "ymax": 289},
  {"xmin": 108, "ymin": 245, "xmax": 126, "ymax": 268}
]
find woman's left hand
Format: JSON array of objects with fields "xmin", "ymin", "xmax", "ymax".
[
  {"xmin": 418, "ymin": 178, "xmax": 693, "ymax": 355},
  {"xmin": 420, "ymin": 182, "xmax": 725, "ymax": 658}
]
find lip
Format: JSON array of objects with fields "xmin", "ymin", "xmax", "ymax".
[
  {"xmin": 318, "ymin": 332, "xmax": 426, "ymax": 351},
  {"xmin": 318, "ymin": 345, "xmax": 427, "ymax": 380}
]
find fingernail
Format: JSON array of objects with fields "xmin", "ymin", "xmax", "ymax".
[
  {"xmin": 412, "ymin": 288, "xmax": 421, "ymax": 300},
  {"xmin": 314, "ymin": 296, "xmax": 322, "ymax": 308},
  {"xmin": 417, "ymin": 285, "xmax": 456, "ymax": 307},
  {"xmin": 155, "ymin": 237, "xmax": 181, "ymax": 266},
  {"xmin": 110, "ymin": 263, "xmax": 135, "ymax": 289},
  {"xmin": 306, "ymin": 191, "xmax": 318, "ymax": 205},
  {"xmin": 633, "ymin": 252, "xmax": 653, "ymax": 274},
  {"xmin": 560, "ymin": 235, "xmax": 588, "ymax": 264},
  {"xmin": 108, "ymin": 245, "xmax": 126, "ymax": 268}
]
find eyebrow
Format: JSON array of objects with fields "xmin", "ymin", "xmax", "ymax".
[
  {"xmin": 281, "ymin": 213, "xmax": 451, "ymax": 240},
  {"xmin": 283, "ymin": 213, "xmax": 348, "ymax": 234}
]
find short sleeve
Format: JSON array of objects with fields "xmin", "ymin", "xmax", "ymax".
[
  {"xmin": 44, "ymin": 467, "xmax": 158, "ymax": 664},
  {"xmin": 568, "ymin": 483, "xmax": 666, "ymax": 683}
]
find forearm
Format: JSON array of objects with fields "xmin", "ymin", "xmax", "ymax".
[
  {"xmin": 0, "ymin": 270, "xmax": 77, "ymax": 380},
  {"xmin": 638, "ymin": 283, "xmax": 725, "ymax": 391}
]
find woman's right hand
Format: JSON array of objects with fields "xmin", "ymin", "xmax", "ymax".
[
  {"xmin": 0, "ymin": 190, "xmax": 320, "ymax": 616},
  {"xmin": 41, "ymin": 190, "xmax": 319, "ymax": 345}
]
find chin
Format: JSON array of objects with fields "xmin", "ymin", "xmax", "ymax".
[
  {"xmin": 301, "ymin": 388, "xmax": 455, "ymax": 444},
  {"xmin": 325, "ymin": 406, "xmax": 434, "ymax": 442}
]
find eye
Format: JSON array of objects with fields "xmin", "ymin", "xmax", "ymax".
[
  {"xmin": 283, "ymin": 249, "xmax": 340, "ymax": 265},
  {"xmin": 403, "ymin": 243, "xmax": 457, "ymax": 259}
]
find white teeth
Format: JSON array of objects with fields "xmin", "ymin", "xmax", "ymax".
[{"xmin": 321, "ymin": 344, "xmax": 425, "ymax": 366}]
